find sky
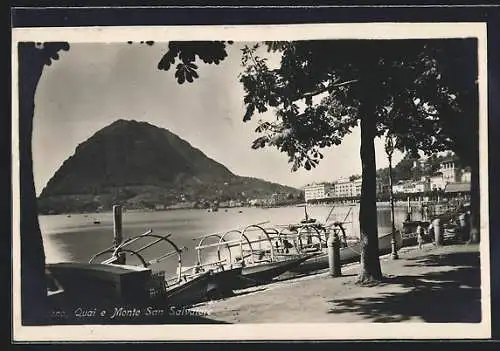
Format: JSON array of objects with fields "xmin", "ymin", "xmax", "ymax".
[{"xmin": 32, "ymin": 42, "xmax": 404, "ymax": 196}]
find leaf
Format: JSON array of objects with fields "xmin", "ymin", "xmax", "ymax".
[
  {"xmin": 243, "ymin": 104, "xmax": 255, "ymax": 122},
  {"xmin": 251, "ymin": 136, "xmax": 268, "ymax": 149},
  {"xmin": 304, "ymin": 160, "xmax": 311, "ymax": 171},
  {"xmin": 158, "ymin": 52, "xmax": 176, "ymax": 71}
]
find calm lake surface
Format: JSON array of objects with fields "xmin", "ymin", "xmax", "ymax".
[{"xmin": 40, "ymin": 204, "xmax": 418, "ymax": 276}]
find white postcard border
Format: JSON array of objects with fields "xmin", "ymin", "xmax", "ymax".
[{"xmin": 11, "ymin": 22, "xmax": 490, "ymax": 342}]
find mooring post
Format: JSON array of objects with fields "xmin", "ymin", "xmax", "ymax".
[
  {"xmin": 113, "ymin": 204, "xmax": 126, "ymax": 264},
  {"xmin": 406, "ymin": 196, "xmax": 412, "ymax": 222},
  {"xmin": 328, "ymin": 229, "xmax": 341, "ymax": 277},
  {"xmin": 458, "ymin": 212, "xmax": 469, "ymax": 242},
  {"xmin": 433, "ymin": 217, "xmax": 443, "ymax": 247}
]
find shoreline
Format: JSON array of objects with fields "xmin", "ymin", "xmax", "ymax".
[{"xmin": 39, "ymin": 201, "xmax": 424, "ymax": 217}]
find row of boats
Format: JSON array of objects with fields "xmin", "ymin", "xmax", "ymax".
[{"xmin": 45, "ymin": 206, "xmax": 409, "ymax": 318}]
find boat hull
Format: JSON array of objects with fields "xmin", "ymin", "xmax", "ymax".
[
  {"xmin": 163, "ymin": 271, "xmax": 213, "ymax": 307},
  {"xmin": 205, "ymin": 266, "xmax": 243, "ymax": 298},
  {"xmin": 162, "ymin": 266, "xmax": 244, "ymax": 306},
  {"xmin": 235, "ymin": 254, "xmax": 318, "ymax": 289}
]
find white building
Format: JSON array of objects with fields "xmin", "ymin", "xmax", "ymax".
[
  {"xmin": 439, "ymin": 158, "xmax": 461, "ymax": 183},
  {"xmin": 392, "ymin": 181, "xmax": 407, "ymax": 194},
  {"xmin": 352, "ymin": 178, "xmax": 362, "ymax": 197},
  {"xmin": 392, "ymin": 179, "xmax": 430, "ymax": 194},
  {"xmin": 329, "ymin": 177, "xmax": 386, "ymax": 198},
  {"xmin": 333, "ymin": 178, "xmax": 357, "ymax": 198},
  {"xmin": 429, "ymin": 173, "xmax": 447, "ymax": 191},
  {"xmin": 460, "ymin": 170, "xmax": 472, "ymax": 183},
  {"xmin": 304, "ymin": 183, "xmax": 331, "ymax": 202}
]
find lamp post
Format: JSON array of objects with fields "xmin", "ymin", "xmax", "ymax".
[{"xmin": 385, "ymin": 134, "xmax": 399, "ymax": 260}]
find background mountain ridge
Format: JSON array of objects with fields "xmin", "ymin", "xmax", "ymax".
[{"xmin": 38, "ymin": 119, "xmax": 302, "ymax": 214}]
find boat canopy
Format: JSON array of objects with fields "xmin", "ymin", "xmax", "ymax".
[{"xmin": 89, "ymin": 229, "xmax": 185, "ymax": 284}]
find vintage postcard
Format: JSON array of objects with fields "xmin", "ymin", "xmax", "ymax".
[{"xmin": 12, "ymin": 22, "xmax": 490, "ymax": 341}]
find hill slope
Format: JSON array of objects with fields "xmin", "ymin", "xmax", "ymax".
[{"xmin": 38, "ymin": 119, "xmax": 301, "ymax": 213}]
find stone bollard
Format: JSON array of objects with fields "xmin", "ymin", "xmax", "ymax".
[
  {"xmin": 458, "ymin": 212, "xmax": 470, "ymax": 242},
  {"xmin": 328, "ymin": 230, "xmax": 342, "ymax": 277},
  {"xmin": 433, "ymin": 218, "xmax": 443, "ymax": 246}
]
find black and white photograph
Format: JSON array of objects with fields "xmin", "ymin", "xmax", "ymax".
[{"xmin": 12, "ymin": 22, "xmax": 491, "ymax": 341}]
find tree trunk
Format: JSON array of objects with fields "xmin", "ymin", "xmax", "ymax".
[
  {"xmin": 18, "ymin": 44, "xmax": 48, "ymax": 325},
  {"xmin": 357, "ymin": 103, "xmax": 383, "ymax": 284}
]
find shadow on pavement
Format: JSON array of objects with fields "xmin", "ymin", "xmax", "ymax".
[{"xmin": 327, "ymin": 247, "xmax": 481, "ymax": 323}]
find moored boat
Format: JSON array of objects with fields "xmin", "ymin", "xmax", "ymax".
[
  {"xmin": 87, "ymin": 230, "xmax": 226, "ymax": 307},
  {"xmin": 193, "ymin": 222, "xmax": 321, "ymax": 290},
  {"xmin": 236, "ymin": 252, "xmax": 319, "ymax": 288}
]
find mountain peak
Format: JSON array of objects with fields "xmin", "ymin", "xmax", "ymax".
[{"xmin": 38, "ymin": 120, "xmax": 300, "ymax": 213}]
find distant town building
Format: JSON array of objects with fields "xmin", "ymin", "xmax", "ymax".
[
  {"xmin": 429, "ymin": 173, "xmax": 447, "ymax": 191},
  {"xmin": 304, "ymin": 183, "xmax": 332, "ymax": 202},
  {"xmin": 333, "ymin": 178, "xmax": 355, "ymax": 198},
  {"xmin": 326, "ymin": 177, "xmax": 386, "ymax": 199},
  {"xmin": 439, "ymin": 157, "xmax": 461, "ymax": 183},
  {"xmin": 460, "ymin": 169, "xmax": 472, "ymax": 183},
  {"xmin": 444, "ymin": 182, "xmax": 471, "ymax": 200},
  {"xmin": 270, "ymin": 193, "xmax": 288, "ymax": 206},
  {"xmin": 392, "ymin": 181, "xmax": 406, "ymax": 194},
  {"xmin": 228, "ymin": 200, "xmax": 243, "ymax": 207},
  {"xmin": 391, "ymin": 153, "xmax": 471, "ymax": 196},
  {"xmin": 413, "ymin": 159, "xmax": 426, "ymax": 168},
  {"xmin": 331, "ymin": 178, "xmax": 362, "ymax": 198},
  {"xmin": 392, "ymin": 179, "xmax": 430, "ymax": 194},
  {"xmin": 353, "ymin": 178, "xmax": 362, "ymax": 197},
  {"xmin": 249, "ymin": 198, "xmax": 265, "ymax": 206},
  {"xmin": 376, "ymin": 178, "xmax": 388, "ymax": 195}
]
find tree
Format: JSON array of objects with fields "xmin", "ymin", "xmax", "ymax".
[
  {"xmin": 17, "ymin": 40, "xmax": 232, "ymax": 324},
  {"xmin": 18, "ymin": 42, "xmax": 71, "ymax": 324},
  {"xmin": 198, "ymin": 39, "xmax": 477, "ymax": 283}
]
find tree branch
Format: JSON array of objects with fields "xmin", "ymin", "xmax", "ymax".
[{"xmin": 301, "ymin": 79, "xmax": 359, "ymax": 99}]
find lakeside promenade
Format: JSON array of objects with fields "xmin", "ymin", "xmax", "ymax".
[{"xmin": 196, "ymin": 243, "xmax": 481, "ymax": 323}]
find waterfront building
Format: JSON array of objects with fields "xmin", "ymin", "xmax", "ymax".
[
  {"xmin": 270, "ymin": 193, "xmax": 288, "ymax": 206},
  {"xmin": 444, "ymin": 182, "xmax": 471, "ymax": 201},
  {"xmin": 333, "ymin": 178, "xmax": 356, "ymax": 198},
  {"xmin": 460, "ymin": 169, "xmax": 472, "ymax": 183},
  {"xmin": 439, "ymin": 157, "xmax": 461, "ymax": 183},
  {"xmin": 392, "ymin": 181, "xmax": 406, "ymax": 194},
  {"xmin": 328, "ymin": 177, "xmax": 386, "ymax": 199},
  {"xmin": 249, "ymin": 198, "xmax": 266, "ymax": 206},
  {"xmin": 352, "ymin": 178, "xmax": 362, "ymax": 197},
  {"xmin": 392, "ymin": 179, "xmax": 430, "ymax": 194},
  {"xmin": 429, "ymin": 173, "xmax": 447, "ymax": 191},
  {"xmin": 304, "ymin": 183, "xmax": 332, "ymax": 202}
]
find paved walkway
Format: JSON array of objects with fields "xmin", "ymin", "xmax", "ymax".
[{"xmin": 195, "ymin": 243, "xmax": 482, "ymax": 323}]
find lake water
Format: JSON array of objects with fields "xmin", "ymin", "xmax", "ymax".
[{"xmin": 40, "ymin": 204, "xmax": 418, "ymax": 276}]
